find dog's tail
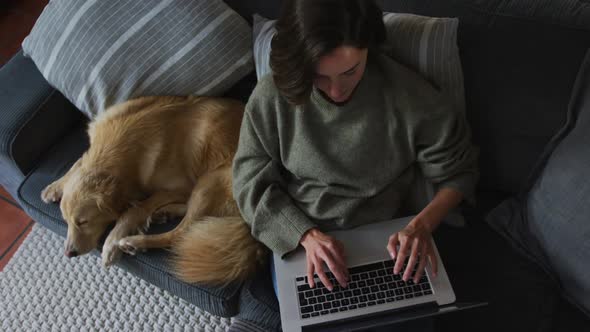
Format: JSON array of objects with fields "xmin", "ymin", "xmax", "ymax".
[{"xmin": 171, "ymin": 216, "xmax": 267, "ymax": 286}]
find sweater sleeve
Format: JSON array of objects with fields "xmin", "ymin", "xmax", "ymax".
[
  {"xmin": 232, "ymin": 84, "xmax": 316, "ymax": 257},
  {"xmin": 415, "ymin": 95, "xmax": 480, "ymax": 205}
]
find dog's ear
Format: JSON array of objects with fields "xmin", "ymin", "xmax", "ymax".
[{"xmin": 83, "ymin": 171, "xmax": 128, "ymax": 218}]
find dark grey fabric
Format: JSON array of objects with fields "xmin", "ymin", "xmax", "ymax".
[
  {"xmin": 438, "ymin": 195, "xmax": 587, "ymax": 331},
  {"xmin": 0, "ymin": 50, "xmax": 84, "ymax": 197},
  {"xmin": 223, "ymin": 72, "xmax": 258, "ymax": 104},
  {"xmin": 232, "ymin": 260, "xmax": 281, "ymax": 332},
  {"xmin": 223, "ymin": 0, "xmax": 283, "ymax": 22},
  {"xmin": 433, "ymin": 220, "xmax": 561, "ymax": 332},
  {"xmin": 16, "ymin": 126, "xmax": 243, "ymax": 317},
  {"xmin": 379, "ymin": 0, "xmax": 590, "ymax": 194},
  {"xmin": 487, "ymin": 50, "xmax": 590, "ymax": 318},
  {"xmin": 229, "ymin": 319, "xmax": 270, "ymax": 332},
  {"xmin": 16, "ymin": 126, "xmax": 88, "ymax": 237}
]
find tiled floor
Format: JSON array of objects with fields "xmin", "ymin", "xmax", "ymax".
[
  {"xmin": 0, "ymin": 187, "xmax": 34, "ymax": 271},
  {"xmin": 0, "ymin": 0, "xmax": 48, "ymax": 65},
  {"xmin": 0, "ymin": 0, "xmax": 48, "ymax": 270}
]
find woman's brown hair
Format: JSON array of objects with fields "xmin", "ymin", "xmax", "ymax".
[{"xmin": 270, "ymin": 0, "xmax": 386, "ymax": 105}]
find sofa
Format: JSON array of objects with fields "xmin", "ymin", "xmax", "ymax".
[{"xmin": 1, "ymin": 0, "xmax": 589, "ymax": 331}]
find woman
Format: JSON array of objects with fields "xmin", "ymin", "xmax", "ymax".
[{"xmin": 232, "ymin": 0, "xmax": 478, "ymax": 293}]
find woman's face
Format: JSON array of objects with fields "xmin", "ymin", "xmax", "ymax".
[{"xmin": 313, "ymin": 46, "xmax": 368, "ymax": 104}]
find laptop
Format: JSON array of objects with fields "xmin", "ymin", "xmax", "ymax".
[{"xmin": 274, "ymin": 215, "xmax": 472, "ymax": 332}]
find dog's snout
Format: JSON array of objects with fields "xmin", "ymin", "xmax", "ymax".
[
  {"xmin": 65, "ymin": 249, "xmax": 79, "ymax": 258},
  {"xmin": 64, "ymin": 241, "xmax": 79, "ymax": 258}
]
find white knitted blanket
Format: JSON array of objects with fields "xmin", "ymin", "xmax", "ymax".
[{"xmin": 0, "ymin": 224, "xmax": 233, "ymax": 331}]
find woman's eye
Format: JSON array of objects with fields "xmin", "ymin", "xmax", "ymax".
[
  {"xmin": 77, "ymin": 220, "xmax": 88, "ymax": 226},
  {"xmin": 344, "ymin": 70, "xmax": 355, "ymax": 76}
]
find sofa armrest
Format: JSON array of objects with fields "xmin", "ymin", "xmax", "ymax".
[{"xmin": 0, "ymin": 50, "xmax": 86, "ymax": 197}]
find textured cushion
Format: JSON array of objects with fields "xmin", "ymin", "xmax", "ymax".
[
  {"xmin": 22, "ymin": 0, "xmax": 254, "ymax": 118},
  {"xmin": 16, "ymin": 126, "xmax": 242, "ymax": 317},
  {"xmin": 252, "ymin": 13, "xmax": 465, "ymax": 112},
  {"xmin": 487, "ymin": 49, "xmax": 590, "ymax": 317},
  {"xmin": 0, "ymin": 50, "xmax": 85, "ymax": 197},
  {"xmin": 230, "ymin": 261, "xmax": 281, "ymax": 332}
]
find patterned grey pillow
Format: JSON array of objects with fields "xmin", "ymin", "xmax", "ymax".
[
  {"xmin": 22, "ymin": 0, "xmax": 254, "ymax": 118},
  {"xmin": 252, "ymin": 13, "xmax": 465, "ymax": 113}
]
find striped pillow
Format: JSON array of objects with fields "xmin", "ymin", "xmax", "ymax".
[
  {"xmin": 22, "ymin": 0, "xmax": 254, "ymax": 118},
  {"xmin": 253, "ymin": 13, "xmax": 465, "ymax": 113}
]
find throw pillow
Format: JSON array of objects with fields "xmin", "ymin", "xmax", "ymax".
[
  {"xmin": 22, "ymin": 0, "xmax": 254, "ymax": 118},
  {"xmin": 487, "ymin": 49, "xmax": 590, "ymax": 317},
  {"xmin": 252, "ymin": 13, "xmax": 465, "ymax": 113}
]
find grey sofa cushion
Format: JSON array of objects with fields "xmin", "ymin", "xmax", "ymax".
[
  {"xmin": 0, "ymin": 50, "xmax": 85, "ymax": 197},
  {"xmin": 380, "ymin": 0, "xmax": 590, "ymax": 194},
  {"xmin": 16, "ymin": 126, "xmax": 242, "ymax": 317},
  {"xmin": 22, "ymin": 0, "xmax": 253, "ymax": 118},
  {"xmin": 224, "ymin": 0, "xmax": 282, "ymax": 23},
  {"xmin": 230, "ymin": 262, "xmax": 281, "ymax": 332},
  {"xmin": 487, "ymin": 49, "xmax": 590, "ymax": 317}
]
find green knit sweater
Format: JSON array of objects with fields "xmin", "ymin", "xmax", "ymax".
[{"xmin": 232, "ymin": 53, "xmax": 479, "ymax": 257}]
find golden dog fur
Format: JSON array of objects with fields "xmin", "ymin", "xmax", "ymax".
[{"xmin": 41, "ymin": 96, "xmax": 266, "ymax": 285}]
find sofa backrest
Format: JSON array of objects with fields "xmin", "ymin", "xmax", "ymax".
[{"xmin": 224, "ymin": 0, "xmax": 590, "ymax": 195}]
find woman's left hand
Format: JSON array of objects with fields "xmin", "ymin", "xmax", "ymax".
[{"xmin": 386, "ymin": 218, "xmax": 438, "ymax": 284}]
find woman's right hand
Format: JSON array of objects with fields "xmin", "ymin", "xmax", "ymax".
[{"xmin": 300, "ymin": 228, "xmax": 349, "ymax": 291}]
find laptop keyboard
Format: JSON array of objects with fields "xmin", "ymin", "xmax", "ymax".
[{"xmin": 295, "ymin": 259, "xmax": 433, "ymax": 319}]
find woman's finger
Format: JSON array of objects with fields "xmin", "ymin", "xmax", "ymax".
[
  {"xmin": 329, "ymin": 242, "xmax": 349, "ymax": 280},
  {"xmin": 314, "ymin": 256, "xmax": 334, "ymax": 291},
  {"xmin": 306, "ymin": 256, "xmax": 316, "ymax": 288},
  {"xmin": 387, "ymin": 233, "xmax": 399, "ymax": 260},
  {"xmin": 413, "ymin": 244, "xmax": 429, "ymax": 284},
  {"xmin": 322, "ymin": 250, "xmax": 348, "ymax": 288},
  {"xmin": 393, "ymin": 237, "xmax": 410, "ymax": 275},
  {"xmin": 403, "ymin": 238, "xmax": 421, "ymax": 281}
]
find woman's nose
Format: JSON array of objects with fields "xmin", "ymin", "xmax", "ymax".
[{"xmin": 329, "ymin": 83, "xmax": 345, "ymax": 99}]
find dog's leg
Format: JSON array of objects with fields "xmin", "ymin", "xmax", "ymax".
[
  {"xmin": 101, "ymin": 191, "xmax": 188, "ymax": 267},
  {"xmin": 148, "ymin": 203, "xmax": 188, "ymax": 224},
  {"xmin": 41, "ymin": 158, "xmax": 83, "ymax": 203},
  {"xmin": 119, "ymin": 167, "xmax": 238, "ymax": 253}
]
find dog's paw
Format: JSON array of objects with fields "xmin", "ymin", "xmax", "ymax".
[
  {"xmin": 101, "ymin": 243, "xmax": 122, "ymax": 268},
  {"xmin": 41, "ymin": 183, "xmax": 62, "ymax": 203},
  {"xmin": 148, "ymin": 211, "xmax": 171, "ymax": 224},
  {"xmin": 118, "ymin": 237, "xmax": 139, "ymax": 256}
]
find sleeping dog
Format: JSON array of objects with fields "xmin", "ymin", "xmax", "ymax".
[{"xmin": 41, "ymin": 96, "xmax": 266, "ymax": 285}]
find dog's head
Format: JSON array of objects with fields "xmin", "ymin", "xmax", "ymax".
[{"xmin": 60, "ymin": 170, "xmax": 125, "ymax": 257}]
